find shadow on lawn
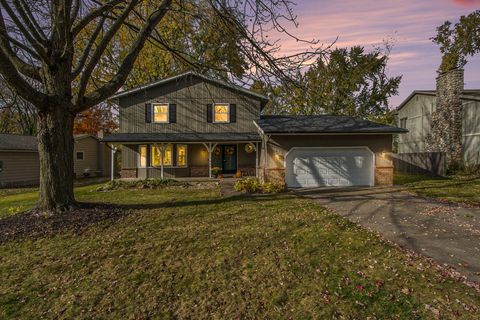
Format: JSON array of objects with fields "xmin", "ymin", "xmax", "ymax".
[{"xmin": 0, "ymin": 193, "xmax": 282, "ymax": 244}]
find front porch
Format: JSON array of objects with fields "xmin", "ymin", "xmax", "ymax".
[{"xmin": 116, "ymin": 141, "xmax": 260, "ymax": 180}]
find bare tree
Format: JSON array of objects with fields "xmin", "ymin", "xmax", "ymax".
[{"xmin": 0, "ymin": 0, "xmax": 326, "ymax": 212}]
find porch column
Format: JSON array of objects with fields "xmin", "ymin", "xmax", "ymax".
[
  {"xmin": 255, "ymin": 142, "xmax": 259, "ymax": 178},
  {"xmin": 110, "ymin": 145, "xmax": 117, "ymax": 181},
  {"xmin": 261, "ymin": 135, "xmax": 270, "ymax": 183},
  {"xmin": 154, "ymin": 143, "xmax": 166, "ymax": 179},
  {"xmin": 203, "ymin": 142, "xmax": 218, "ymax": 178}
]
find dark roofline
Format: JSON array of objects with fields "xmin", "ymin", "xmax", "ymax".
[
  {"xmin": 395, "ymin": 89, "xmax": 480, "ymax": 113},
  {"xmin": 110, "ymin": 71, "xmax": 269, "ymax": 106}
]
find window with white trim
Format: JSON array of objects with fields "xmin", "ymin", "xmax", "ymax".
[
  {"xmin": 153, "ymin": 103, "xmax": 169, "ymax": 123},
  {"xmin": 151, "ymin": 144, "xmax": 172, "ymax": 166},
  {"xmin": 213, "ymin": 103, "xmax": 229, "ymax": 123},
  {"xmin": 177, "ymin": 145, "xmax": 187, "ymax": 167},
  {"xmin": 139, "ymin": 145, "xmax": 147, "ymax": 167},
  {"xmin": 400, "ymin": 117, "xmax": 407, "ymax": 129}
]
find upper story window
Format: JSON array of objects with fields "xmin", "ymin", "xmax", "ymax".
[
  {"xmin": 213, "ymin": 103, "xmax": 230, "ymax": 123},
  {"xmin": 153, "ymin": 103, "xmax": 169, "ymax": 123},
  {"xmin": 400, "ymin": 117, "xmax": 407, "ymax": 129}
]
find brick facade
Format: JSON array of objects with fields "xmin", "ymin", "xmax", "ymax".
[
  {"xmin": 120, "ymin": 168, "xmax": 137, "ymax": 178},
  {"xmin": 375, "ymin": 166, "xmax": 394, "ymax": 186}
]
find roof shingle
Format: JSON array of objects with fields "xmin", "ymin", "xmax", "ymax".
[
  {"xmin": 256, "ymin": 115, "xmax": 407, "ymax": 134},
  {"xmin": 0, "ymin": 134, "xmax": 37, "ymax": 151}
]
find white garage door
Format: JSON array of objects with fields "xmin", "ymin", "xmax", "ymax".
[{"xmin": 285, "ymin": 147, "xmax": 374, "ymax": 188}]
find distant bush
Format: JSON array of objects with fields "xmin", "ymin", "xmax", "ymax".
[
  {"xmin": 234, "ymin": 178, "xmax": 285, "ymax": 194},
  {"xmin": 97, "ymin": 179, "xmax": 186, "ymax": 191}
]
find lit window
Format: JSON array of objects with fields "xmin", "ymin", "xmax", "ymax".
[
  {"xmin": 214, "ymin": 103, "xmax": 229, "ymax": 123},
  {"xmin": 177, "ymin": 145, "xmax": 187, "ymax": 167},
  {"xmin": 139, "ymin": 145, "xmax": 147, "ymax": 167},
  {"xmin": 153, "ymin": 103, "xmax": 169, "ymax": 123},
  {"xmin": 151, "ymin": 144, "xmax": 172, "ymax": 166},
  {"xmin": 76, "ymin": 151, "xmax": 84, "ymax": 160}
]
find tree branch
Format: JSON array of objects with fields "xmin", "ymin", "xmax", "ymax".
[
  {"xmin": 72, "ymin": 15, "xmax": 106, "ymax": 78},
  {"xmin": 0, "ymin": 0, "xmax": 48, "ymax": 61},
  {"xmin": 0, "ymin": 7, "xmax": 42, "ymax": 81},
  {"xmin": 71, "ymin": 0, "xmax": 124, "ymax": 36},
  {"xmin": 76, "ymin": 0, "xmax": 139, "ymax": 102},
  {"xmin": 13, "ymin": 0, "xmax": 48, "ymax": 42},
  {"xmin": 76, "ymin": 0, "xmax": 173, "ymax": 112}
]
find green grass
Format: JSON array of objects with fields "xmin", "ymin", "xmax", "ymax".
[
  {"xmin": 0, "ymin": 185, "xmax": 479, "ymax": 318},
  {"xmin": 394, "ymin": 173, "xmax": 480, "ymax": 205}
]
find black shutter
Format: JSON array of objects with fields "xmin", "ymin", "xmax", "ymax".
[
  {"xmin": 145, "ymin": 103, "xmax": 152, "ymax": 123},
  {"xmin": 169, "ymin": 104, "xmax": 177, "ymax": 123},
  {"xmin": 230, "ymin": 104, "xmax": 236, "ymax": 123},
  {"xmin": 172, "ymin": 144, "xmax": 177, "ymax": 167},
  {"xmin": 146, "ymin": 145, "xmax": 151, "ymax": 167},
  {"xmin": 207, "ymin": 104, "xmax": 213, "ymax": 123}
]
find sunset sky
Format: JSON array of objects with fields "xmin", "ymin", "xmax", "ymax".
[{"xmin": 279, "ymin": 0, "xmax": 480, "ymax": 107}]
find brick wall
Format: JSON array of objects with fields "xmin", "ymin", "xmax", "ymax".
[{"xmin": 120, "ymin": 168, "xmax": 137, "ymax": 178}]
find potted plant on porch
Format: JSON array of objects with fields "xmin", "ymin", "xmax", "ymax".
[{"xmin": 211, "ymin": 167, "xmax": 222, "ymax": 178}]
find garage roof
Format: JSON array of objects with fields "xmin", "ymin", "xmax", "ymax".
[
  {"xmin": 256, "ymin": 115, "xmax": 407, "ymax": 134},
  {"xmin": 0, "ymin": 134, "xmax": 37, "ymax": 151},
  {"xmin": 102, "ymin": 132, "xmax": 261, "ymax": 143}
]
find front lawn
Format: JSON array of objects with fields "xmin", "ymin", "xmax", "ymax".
[
  {"xmin": 394, "ymin": 173, "xmax": 480, "ymax": 205},
  {"xmin": 0, "ymin": 184, "xmax": 479, "ymax": 318}
]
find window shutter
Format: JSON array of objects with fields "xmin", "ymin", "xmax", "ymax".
[
  {"xmin": 230, "ymin": 104, "xmax": 236, "ymax": 123},
  {"xmin": 169, "ymin": 104, "xmax": 177, "ymax": 123},
  {"xmin": 146, "ymin": 145, "xmax": 151, "ymax": 167},
  {"xmin": 207, "ymin": 104, "xmax": 213, "ymax": 123},
  {"xmin": 172, "ymin": 144, "xmax": 177, "ymax": 167},
  {"xmin": 145, "ymin": 103, "xmax": 152, "ymax": 123}
]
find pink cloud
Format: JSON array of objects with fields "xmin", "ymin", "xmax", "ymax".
[{"xmin": 451, "ymin": 0, "xmax": 480, "ymax": 7}]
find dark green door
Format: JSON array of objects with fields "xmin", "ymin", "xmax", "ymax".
[
  {"xmin": 222, "ymin": 145, "xmax": 237, "ymax": 174},
  {"xmin": 212, "ymin": 145, "xmax": 237, "ymax": 174}
]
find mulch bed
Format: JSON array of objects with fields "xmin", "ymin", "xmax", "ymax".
[{"xmin": 0, "ymin": 203, "xmax": 130, "ymax": 244}]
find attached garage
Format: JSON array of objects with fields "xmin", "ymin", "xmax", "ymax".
[
  {"xmin": 285, "ymin": 147, "xmax": 374, "ymax": 188},
  {"xmin": 255, "ymin": 115, "xmax": 408, "ymax": 187}
]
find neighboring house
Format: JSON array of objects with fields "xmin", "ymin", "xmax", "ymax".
[
  {"xmin": 0, "ymin": 133, "xmax": 111, "ymax": 187},
  {"xmin": 73, "ymin": 134, "xmax": 112, "ymax": 178},
  {"xmin": 0, "ymin": 134, "xmax": 39, "ymax": 187},
  {"xmin": 396, "ymin": 70, "xmax": 480, "ymax": 165},
  {"xmin": 104, "ymin": 72, "xmax": 406, "ymax": 187}
]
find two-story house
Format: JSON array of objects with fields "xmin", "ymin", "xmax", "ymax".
[
  {"xmin": 104, "ymin": 72, "xmax": 406, "ymax": 187},
  {"xmin": 396, "ymin": 69, "xmax": 480, "ymax": 165}
]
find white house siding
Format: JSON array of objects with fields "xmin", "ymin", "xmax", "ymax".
[
  {"xmin": 463, "ymin": 100, "xmax": 480, "ymax": 164},
  {"xmin": 397, "ymin": 94, "xmax": 436, "ymax": 153},
  {"xmin": 397, "ymin": 94, "xmax": 480, "ymax": 165}
]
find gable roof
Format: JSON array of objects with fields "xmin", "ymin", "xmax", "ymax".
[
  {"xmin": 0, "ymin": 134, "xmax": 37, "ymax": 151},
  {"xmin": 110, "ymin": 71, "xmax": 269, "ymax": 106},
  {"xmin": 255, "ymin": 115, "xmax": 407, "ymax": 134},
  {"xmin": 396, "ymin": 89, "xmax": 480, "ymax": 112}
]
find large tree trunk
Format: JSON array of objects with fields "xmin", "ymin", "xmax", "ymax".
[{"xmin": 37, "ymin": 105, "xmax": 76, "ymax": 212}]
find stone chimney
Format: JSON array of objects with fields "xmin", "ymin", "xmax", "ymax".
[{"xmin": 426, "ymin": 68, "xmax": 464, "ymax": 169}]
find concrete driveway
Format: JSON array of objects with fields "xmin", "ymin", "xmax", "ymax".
[{"xmin": 295, "ymin": 186, "xmax": 480, "ymax": 283}]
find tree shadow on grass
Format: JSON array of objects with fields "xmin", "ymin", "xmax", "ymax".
[{"xmin": 0, "ymin": 194, "xmax": 283, "ymax": 244}]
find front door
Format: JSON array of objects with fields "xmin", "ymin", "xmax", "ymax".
[{"xmin": 212, "ymin": 145, "xmax": 237, "ymax": 174}]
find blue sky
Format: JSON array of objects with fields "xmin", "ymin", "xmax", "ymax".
[{"xmin": 278, "ymin": 0, "xmax": 480, "ymax": 107}]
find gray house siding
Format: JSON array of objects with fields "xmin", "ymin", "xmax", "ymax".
[
  {"xmin": 118, "ymin": 77, "xmax": 261, "ymax": 134},
  {"xmin": 397, "ymin": 93, "xmax": 480, "ymax": 164}
]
